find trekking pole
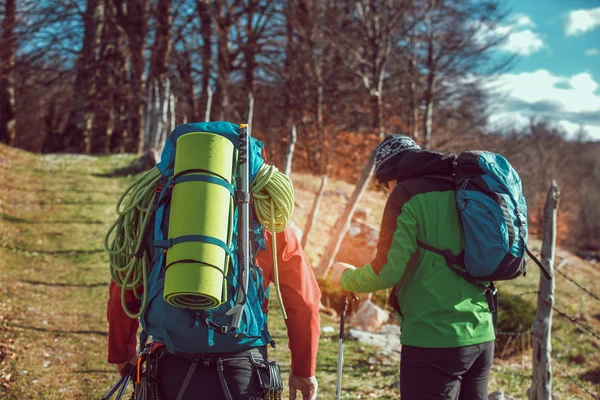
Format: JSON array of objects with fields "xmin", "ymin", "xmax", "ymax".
[
  {"xmin": 102, "ymin": 364, "xmax": 134, "ymax": 400},
  {"xmin": 229, "ymin": 121, "xmax": 251, "ymax": 331},
  {"xmin": 336, "ymin": 291, "xmax": 358, "ymax": 400}
]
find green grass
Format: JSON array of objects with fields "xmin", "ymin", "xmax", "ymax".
[
  {"xmin": 0, "ymin": 146, "xmax": 399, "ymax": 399},
  {"xmin": 1, "ymin": 144, "xmax": 599, "ymax": 399}
]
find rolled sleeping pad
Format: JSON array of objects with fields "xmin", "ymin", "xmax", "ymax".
[{"xmin": 164, "ymin": 132, "xmax": 236, "ymax": 309}]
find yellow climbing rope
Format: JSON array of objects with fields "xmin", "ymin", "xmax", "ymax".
[
  {"xmin": 105, "ymin": 162, "xmax": 295, "ymax": 321},
  {"xmin": 104, "ymin": 167, "xmax": 161, "ymax": 318},
  {"xmin": 251, "ymin": 163, "xmax": 295, "ymax": 320}
]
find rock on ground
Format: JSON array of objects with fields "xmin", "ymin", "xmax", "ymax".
[
  {"xmin": 349, "ymin": 324, "xmax": 401, "ymax": 355},
  {"xmin": 488, "ymin": 390, "xmax": 514, "ymax": 400}
]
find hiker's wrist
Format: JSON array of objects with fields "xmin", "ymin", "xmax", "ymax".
[
  {"xmin": 330, "ymin": 262, "xmax": 356, "ymax": 286},
  {"xmin": 290, "ymin": 370, "xmax": 313, "ymax": 379}
]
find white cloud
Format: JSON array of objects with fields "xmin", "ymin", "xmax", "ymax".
[
  {"xmin": 501, "ymin": 30, "xmax": 545, "ymax": 56},
  {"xmin": 488, "ymin": 70, "xmax": 600, "ymax": 140},
  {"xmin": 571, "ymin": 73, "xmax": 598, "ymax": 93},
  {"xmin": 514, "ymin": 13, "xmax": 536, "ymax": 28},
  {"xmin": 565, "ymin": 7, "xmax": 600, "ymax": 36},
  {"xmin": 585, "ymin": 48, "xmax": 599, "ymax": 56},
  {"xmin": 558, "ymin": 120, "xmax": 583, "ymax": 135},
  {"xmin": 560, "ymin": 121, "xmax": 600, "ymax": 139},
  {"xmin": 488, "ymin": 112, "xmax": 529, "ymax": 127},
  {"xmin": 478, "ymin": 14, "xmax": 546, "ymax": 56},
  {"xmin": 494, "ymin": 70, "xmax": 599, "ymax": 113}
]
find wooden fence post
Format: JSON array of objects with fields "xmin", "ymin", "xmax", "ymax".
[
  {"xmin": 529, "ymin": 180, "xmax": 559, "ymax": 400},
  {"xmin": 315, "ymin": 149, "xmax": 377, "ymax": 277}
]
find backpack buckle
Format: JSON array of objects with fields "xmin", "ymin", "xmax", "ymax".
[
  {"xmin": 155, "ymin": 176, "xmax": 168, "ymax": 193},
  {"xmin": 484, "ymin": 284, "xmax": 497, "ymax": 313},
  {"xmin": 205, "ymin": 318, "xmax": 228, "ymax": 334}
]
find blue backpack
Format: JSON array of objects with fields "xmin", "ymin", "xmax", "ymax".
[
  {"xmin": 417, "ymin": 151, "xmax": 551, "ymax": 311},
  {"xmin": 139, "ymin": 122, "xmax": 272, "ymax": 353}
]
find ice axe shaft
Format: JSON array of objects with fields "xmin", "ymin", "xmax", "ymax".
[
  {"xmin": 230, "ymin": 122, "xmax": 251, "ymax": 331},
  {"xmin": 336, "ymin": 291, "xmax": 358, "ymax": 400}
]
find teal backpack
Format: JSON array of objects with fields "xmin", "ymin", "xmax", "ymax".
[
  {"xmin": 418, "ymin": 151, "xmax": 551, "ymax": 282},
  {"xmin": 389, "ymin": 150, "xmax": 551, "ymax": 319},
  {"xmin": 415, "ymin": 151, "xmax": 551, "ymax": 316},
  {"xmin": 140, "ymin": 122, "xmax": 273, "ymax": 353}
]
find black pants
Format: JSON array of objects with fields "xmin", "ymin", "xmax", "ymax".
[
  {"xmin": 400, "ymin": 341, "xmax": 494, "ymax": 400},
  {"xmin": 157, "ymin": 346, "xmax": 267, "ymax": 400}
]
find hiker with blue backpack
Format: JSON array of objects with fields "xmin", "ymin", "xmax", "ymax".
[
  {"xmin": 104, "ymin": 122, "xmax": 320, "ymax": 400},
  {"xmin": 329, "ymin": 134, "xmax": 550, "ymax": 399}
]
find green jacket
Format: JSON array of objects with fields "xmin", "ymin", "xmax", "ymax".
[{"xmin": 341, "ymin": 151, "xmax": 495, "ymax": 348}]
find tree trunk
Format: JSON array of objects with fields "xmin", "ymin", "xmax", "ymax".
[
  {"xmin": 412, "ymin": 100, "xmax": 419, "ymax": 140},
  {"xmin": 302, "ymin": 174, "xmax": 328, "ymax": 249},
  {"xmin": 371, "ymin": 63, "xmax": 385, "ymax": 136},
  {"xmin": 214, "ymin": 0, "xmax": 231, "ymax": 121},
  {"xmin": 115, "ymin": 0, "xmax": 149, "ymax": 153},
  {"xmin": 144, "ymin": 77, "xmax": 173, "ymax": 157},
  {"xmin": 283, "ymin": 1, "xmax": 297, "ymax": 164},
  {"xmin": 529, "ymin": 180, "xmax": 559, "ymax": 400},
  {"xmin": 197, "ymin": 0, "xmax": 212, "ymax": 120},
  {"xmin": 243, "ymin": 0, "xmax": 257, "ymax": 98},
  {"xmin": 423, "ymin": 25, "xmax": 435, "ymax": 149},
  {"xmin": 149, "ymin": 0, "xmax": 173, "ymax": 83},
  {"xmin": 204, "ymin": 86, "xmax": 213, "ymax": 122},
  {"xmin": 143, "ymin": 0, "xmax": 172, "ymax": 154},
  {"xmin": 82, "ymin": 0, "xmax": 105, "ymax": 154},
  {"xmin": 423, "ymin": 69, "xmax": 435, "ymax": 148},
  {"xmin": 178, "ymin": 50, "xmax": 196, "ymax": 122},
  {"xmin": 112, "ymin": 60, "xmax": 130, "ymax": 153},
  {"xmin": 283, "ymin": 124, "xmax": 297, "ymax": 177},
  {"xmin": 156, "ymin": 80, "xmax": 172, "ymax": 154},
  {"xmin": 424, "ymin": 96, "xmax": 433, "ymax": 148},
  {"xmin": 373, "ymin": 83, "xmax": 384, "ymax": 137},
  {"xmin": 0, "ymin": 0, "xmax": 16, "ymax": 146},
  {"xmin": 215, "ymin": 36, "xmax": 230, "ymax": 120},
  {"xmin": 130, "ymin": 32, "xmax": 147, "ymax": 153},
  {"xmin": 97, "ymin": 1, "xmax": 128, "ymax": 153},
  {"xmin": 114, "ymin": 100, "xmax": 127, "ymax": 153},
  {"xmin": 143, "ymin": 80, "xmax": 158, "ymax": 152},
  {"xmin": 105, "ymin": 104, "xmax": 115, "ymax": 154},
  {"xmin": 316, "ymin": 149, "xmax": 378, "ymax": 277},
  {"xmin": 168, "ymin": 89, "xmax": 175, "ymax": 148},
  {"xmin": 61, "ymin": 0, "xmax": 103, "ymax": 152},
  {"xmin": 408, "ymin": 47, "xmax": 419, "ymax": 140},
  {"xmin": 314, "ymin": 0, "xmax": 325, "ymax": 172}
]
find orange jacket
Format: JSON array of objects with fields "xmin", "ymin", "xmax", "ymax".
[{"xmin": 107, "ymin": 225, "xmax": 321, "ymax": 377}]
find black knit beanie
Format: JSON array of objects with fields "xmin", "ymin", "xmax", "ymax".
[{"xmin": 374, "ymin": 134, "xmax": 421, "ymax": 185}]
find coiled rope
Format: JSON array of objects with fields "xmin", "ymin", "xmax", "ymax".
[
  {"xmin": 104, "ymin": 167, "xmax": 161, "ymax": 318},
  {"xmin": 105, "ymin": 163, "xmax": 295, "ymax": 321},
  {"xmin": 252, "ymin": 163, "xmax": 295, "ymax": 319}
]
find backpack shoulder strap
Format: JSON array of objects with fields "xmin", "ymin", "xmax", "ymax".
[
  {"xmin": 524, "ymin": 245, "xmax": 552, "ymax": 280},
  {"xmin": 416, "ymin": 240, "xmax": 497, "ymax": 313}
]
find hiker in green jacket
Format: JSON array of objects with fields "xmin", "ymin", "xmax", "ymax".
[{"xmin": 330, "ymin": 134, "xmax": 495, "ymax": 400}]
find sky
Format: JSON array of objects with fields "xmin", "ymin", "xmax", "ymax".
[{"xmin": 486, "ymin": 0, "xmax": 600, "ymax": 140}]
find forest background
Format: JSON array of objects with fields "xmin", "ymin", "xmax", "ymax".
[{"xmin": 0, "ymin": 0, "xmax": 599, "ymax": 398}]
